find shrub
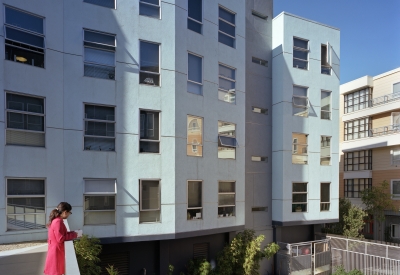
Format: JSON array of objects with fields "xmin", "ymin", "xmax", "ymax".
[{"xmin": 74, "ymin": 234, "xmax": 102, "ymax": 275}]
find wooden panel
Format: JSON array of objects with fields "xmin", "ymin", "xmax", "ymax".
[
  {"xmin": 372, "ymin": 112, "xmax": 394, "ymax": 128},
  {"xmin": 372, "ymin": 170, "xmax": 400, "ymax": 209},
  {"xmin": 372, "ymin": 147, "xmax": 400, "ymax": 171},
  {"xmin": 373, "ymin": 71, "xmax": 400, "ymax": 98}
]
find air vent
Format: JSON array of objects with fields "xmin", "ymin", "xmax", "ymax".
[
  {"xmin": 193, "ymin": 243, "xmax": 209, "ymax": 260},
  {"xmin": 252, "ymin": 10, "xmax": 268, "ymax": 20}
]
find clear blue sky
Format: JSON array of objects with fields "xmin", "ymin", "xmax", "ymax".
[{"xmin": 274, "ymin": 0, "xmax": 400, "ymax": 84}]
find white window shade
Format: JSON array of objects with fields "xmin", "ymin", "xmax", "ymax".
[{"xmin": 85, "ymin": 179, "xmax": 116, "ymax": 193}]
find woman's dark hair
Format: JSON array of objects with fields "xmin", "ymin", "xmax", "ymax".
[{"xmin": 47, "ymin": 202, "xmax": 72, "ymax": 227}]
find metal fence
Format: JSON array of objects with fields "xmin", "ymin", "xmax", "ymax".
[{"xmin": 326, "ymin": 235, "xmax": 400, "ymax": 275}]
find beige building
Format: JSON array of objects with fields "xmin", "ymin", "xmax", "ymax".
[{"xmin": 339, "ymin": 68, "xmax": 400, "ymax": 241}]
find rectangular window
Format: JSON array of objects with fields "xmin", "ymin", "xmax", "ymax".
[
  {"xmin": 293, "ymin": 37, "xmax": 308, "ymax": 69},
  {"xmin": 188, "ymin": 53, "xmax": 203, "ymax": 95},
  {"xmin": 83, "ymin": 29, "xmax": 116, "ymax": 80},
  {"xmin": 320, "ymin": 136, "xmax": 331, "ymax": 165},
  {"xmin": 252, "ymin": 57, "xmax": 268, "ymax": 67},
  {"xmin": 344, "ymin": 89, "xmax": 372, "ymax": 113},
  {"xmin": 84, "ymin": 0, "xmax": 115, "ymax": 8},
  {"xmin": 320, "ymin": 183, "xmax": 330, "ymax": 211},
  {"xmin": 392, "ymin": 180, "xmax": 400, "ymax": 199},
  {"xmin": 252, "ymin": 207, "xmax": 268, "ymax": 212},
  {"xmin": 252, "ymin": 106, "xmax": 268, "ymax": 114},
  {"xmin": 344, "ymin": 117, "xmax": 371, "ymax": 141},
  {"xmin": 321, "ymin": 44, "xmax": 331, "ymax": 75},
  {"xmin": 6, "ymin": 92, "xmax": 45, "ymax": 147},
  {"xmin": 392, "ymin": 148, "xmax": 400, "ymax": 166},
  {"xmin": 187, "ymin": 181, "xmax": 202, "ymax": 220},
  {"xmin": 188, "ymin": 0, "xmax": 202, "ymax": 34},
  {"xmin": 139, "ymin": 0, "xmax": 160, "ymax": 18},
  {"xmin": 6, "ymin": 179, "xmax": 45, "ymax": 231},
  {"xmin": 218, "ymin": 181, "xmax": 235, "ymax": 217},
  {"xmin": 344, "ymin": 178, "xmax": 372, "ymax": 198},
  {"xmin": 251, "ymin": 156, "xmax": 268, "ymax": 162},
  {"xmin": 140, "ymin": 41, "xmax": 160, "ymax": 86},
  {"xmin": 393, "ymin": 82, "xmax": 400, "ymax": 93},
  {"xmin": 218, "ymin": 121, "xmax": 237, "ymax": 159},
  {"xmin": 344, "ymin": 150, "xmax": 372, "ymax": 171},
  {"xmin": 140, "ymin": 180, "xmax": 160, "ymax": 223},
  {"xmin": 218, "ymin": 6, "xmax": 235, "ymax": 48},
  {"xmin": 321, "ymin": 90, "xmax": 331, "ymax": 120},
  {"xmin": 140, "ymin": 110, "xmax": 160, "ymax": 153},
  {"xmin": 392, "ymin": 224, "xmax": 400, "ymax": 239},
  {"xmin": 187, "ymin": 115, "xmax": 203, "ymax": 157},
  {"xmin": 293, "ymin": 86, "xmax": 308, "ymax": 117},
  {"xmin": 292, "ymin": 133, "xmax": 308, "ymax": 164},
  {"xmin": 84, "ymin": 179, "xmax": 116, "ymax": 225},
  {"xmin": 218, "ymin": 64, "xmax": 236, "ymax": 104},
  {"xmin": 84, "ymin": 104, "xmax": 115, "ymax": 151},
  {"xmin": 292, "ymin": 183, "xmax": 307, "ymax": 212},
  {"xmin": 4, "ymin": 6, "xmax": 45, "ymax": 68}
]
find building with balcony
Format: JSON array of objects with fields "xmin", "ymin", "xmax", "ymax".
[{"xmin": 339, "ymin": 67, "xmax": 400, "ymax": 241}]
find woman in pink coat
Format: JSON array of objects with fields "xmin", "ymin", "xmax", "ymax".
[{"xmin": 44, "ymin": 202, "xmax": 80, "ymax": 275}]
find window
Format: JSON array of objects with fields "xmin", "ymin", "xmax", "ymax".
[
  {"xmin": 84, "ymin": 104, "xmax": 115, "ymax": 151},
  {"xmin": 344, "ymin": 117, "xmax": 371, "ymax": 140},
  {"xmin": 292, "ymin": 183, "xmax": 307, "ymax": 212},
  {"xmin": 292, "ymin": 133, "xmax": 308, "ymax": 164},
  {"xmin": 251, "ymin": 156, "xmax": 268, "ymax": 162},
  {"xmin": 344, "ymin": 178, "xmax": 372, "ymax": 198},
  {"xmin": 4, "ymin": 6, "xmax": 45, "ymax": 68},
  {"xmin": 321, "ymin": 90, "xmax": 331, "ymax": 120},
  {"xmin": 393, "ymin": 112, "xmax": 400, "ymax": 126},
  {"xmin": 293, "ymin": 86, "xmax": 308, "ymax": 117},
  {"xmin": 188, "ymin": 0, "xmax": 202, "ymax": 34},
  {"xmin": 320, "ymin": 136, "xmax": 331, "ymax": 165},
  {"xmin": 252, "ymin": 106, "xmax": 268, "ymax": 114},
  {"xmin": 392, "ymin": 224, "xmax": 400, "ymax": 239},
  {"xmin": 6, "ymin": 92, "xmax": 45, "ymax": 147},
  {"xmin": 140, "ymin": 41, "xmax": 160, "ymax": 86},
  {"xmin": 320, "ymin": 183, "xmax": 330, "ymax": 211},
  {"xmin": 293, "ymin": 37, "xmax": 308, "ymax": 69},
  {"xmin": 218, "ymin": 182, "xmax": 235, "ymax": 217},
  {"xmin": 187, "ymin": 115, "xmax": 203, "ymax": 157},
  {"xmin": 321, "ymin": 44, "xmax": 331, "ymax": 75},
  {"xmin": 218, "ymin": 64, "xmax": 236, "ymax": 104},
  {"xmin": 6, "ymin": 179, "xmax": 45, "ymax": 230},
  {"xmin": 84, "ymin": 179, "xmax": 116, "ymax": 225},
  {"xmin": 139, "ymin": 180, "xmax": 160, "ymax": 223},
  {"xmin": 140, "ymin": 110, "xmax": 160, "ymax": 153},
  {"xmin": 218, "ymin": 121, "xmax": 237, "ymax": 159},
  {"xmin": 252, "ymin": 57, "xmax": 268, "ymax": 67},
  {"xmin": 83, "ymin": 29, "xmax": 116, "ymax": 80},
  {"xmin": 139, "ymin": 0, "xmax": 160, "ymax": 18},
  {"xmin": 344, "ymin": 89, "xmax": 372, "ymax": 113},
  {"xmin": 84, "ymin": 0, "xmax": 115, "ymax": 8},
  {"xmin": 218, "ymin": 6, "xmax": 235, "ymax": 48},
  {"xmin": 252, "ymin": 207, "xmax": 268, "ymax": 212},
  {"xmin": 393, "ymin": 82, "xmax": 400, "ymax": 93},
  {"xmin": 188, "ymin": 53, "xmax": 203, "ymax": 95},
  {"xmin": 251, "ymin": 10, "xmax": 268, "ymax": 20},
  {"xmin": 187, "ymin": 181, "xmax": 202, "ymax": 220},
  {"xmin": 392, "ymin": 180, "xmax": 400, "ymax": 199},
  {"xmin": 392, "ymin": 148, "xmax": 400, "ymax": 166},
  {"xmin": 344, "ymin": 150, "xmax": 372, "ymax": 171}
]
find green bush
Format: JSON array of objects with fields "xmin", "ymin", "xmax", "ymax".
[
  {"xmin": 333, "ymin": 265, "xmax": 363, "ymax": 275},
  {"xmin": 105, "ymin": 264, "xmax": 119, "ymax": 275},
  {"xmin": 74, "ymin": 234, "xmax": 102, "ymax": 275}
]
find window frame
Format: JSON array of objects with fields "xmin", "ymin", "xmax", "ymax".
[
  {"xmin": 6, "ymin": 177, "xmax": 46, "ymax": 231},
  {"xmin": 344, "ymin": 117, "xmax": 371, "ymax": 141},
  {"xmin": 292, "ymin": 182, "xmax": 308, "ymax": 213},
  {"xmin": 391, "ymin": 179, "xmax": 400, "ymax": 200},
  {"xmin": 321, "ymin": 44, "xmax": 331, "ymax": 75},
  {"xmin": 83, "ymin": 103, "xmax": 116, "ymax": 152},
  {"xmin": 344, "ymin": 89, "xmax": 372, "ymax": 114},
  {"xmin": 344, "ymin": 150, "xmax": 372, "ymax": 171},
  {"xmin": 320, "ymin": 135, "xmax": 331, "ymax": 166},
  {"xmin": 218, "ymin": 5, "xmax": 236, "ymax": 48},
  {"xmin": 139, "ymin": 0, "xmax": 161, "ymax": 19},
  {"xmin": 293, "ymin": 37, "xmax": 309, "ymax": 70},
  {"xmin": 4, "ymin": 5, "xmax": 46, "ymax": 68},
  {"xmin": 139, "ymin": 109, "xmax": 161, "ymax": 154},
  {"xmin": 139, "ymin": 179, "xmax": 161, "ymax": 223},
  {"xmin": 187, "ymin": 180, "xmax": 203, "ymax": 220},
  {"xmin": 292, "ymin": 133, "xmax": 308, "ymax": 164},
  {"xmin": 344, "ymin": 178, "xmax": 372, "ymax": 198},
  {"xmin": 292, "ymin": 85, "xmax": 309, "ymax": 117},
  {"xmin": 251, "ymin": 156, "xmax": 268, "ymax": 162},
  {"xmin": 320, "ymin": 182, "xmax": 330, "ymax": 211},
  {"xmin": 321, "ymin": 90, "xmax": 331, "ymax": 120},
  {"xmin": 187, "ymin": 0, "xmax": 203, "ymax": 34},
  {"xmin": 391, "ymin": 224, "xmax": 400, "ymax": 239},
  {"xmin": 392, "ymin": 148, "xmax": 400, "ymax": 166},
  {"xmin": 218, "ymin": 63, "xmax": 236, "ymax": 104},
  {"xmin": 252, "ymin": 57, "xmax": 268, "ymax": 67},
  {"xmin": 139, "ymin": 40, "xmax": 161, "ymax": 86},
  {"xmin": 252, "ymin": 106, "xmax": 268, "ymax": 115},
  {"xmin": 218, "ymin": 181, "xmax": 235, "ymax": 217},
  {"xmin": 83, "ymin": 0, "xmax": 116, "ymax": 9},
  {"xmin": 187, "ymin": 115, "xmax": 203, "ymax": 157},
  {"xmin": 187, "ymin": 52, "xmax": 203, "ymax": 95},
  {"xmin": 83, "ymin": 179, "xmax": 116, "ymax": 225},
  {"xmin": 218, "ymin": 121, "xmax": 237, "ymax": 159}
]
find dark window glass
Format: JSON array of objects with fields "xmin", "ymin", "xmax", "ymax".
[
  {"xmin": 84, "ymin": 0, "xmax": 115, "ymax": 8},
  {"xmin": 5, "ymin": 7, "xmax": 43, "ymax": 34},
  {"xmin": 188, "ymin": 0, "xmax": 202, "ymax": 21}
]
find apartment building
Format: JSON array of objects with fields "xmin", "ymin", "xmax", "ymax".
[
  {"xmin": 272, "ymin": 12, "xmax": 340, "ymax": 242},
  {"xmin": 339, "ymin": 68, "xmax": 400, "ymax": 241}
]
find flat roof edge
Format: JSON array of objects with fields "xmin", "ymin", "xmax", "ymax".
[{"xmin": 273, "ymin": 11, "xmax": 340, "ymax": 31}]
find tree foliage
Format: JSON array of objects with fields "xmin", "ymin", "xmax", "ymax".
[
  {"xmin": 74, "ymin": 234, "xmax": 102, "ymax": 275},
  {"xmin": 342, "ymin": 204, "xmax": 367, "ymax": 239},
  {"xmin": 333, "ymin": 265, "xmax": 363, "ymax": 275},
  {"xmin": 105, "ymin": 264, "xmax": 119, "ymax": 275}
]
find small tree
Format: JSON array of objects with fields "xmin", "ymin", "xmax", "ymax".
[
  {"xmin": 74, "ymin": 234, "xmax": 102, "ymax": 275},
  {"xmin": 361, "ymin": 180, "xmax": 396, "ymax": 240},
  {"xmin": 342, "ymin": 205, "xmax": 366, "ymax": 239},
  {"xmin": 106, "ymin": 265, "xmax": 119, "ymax": 275}
]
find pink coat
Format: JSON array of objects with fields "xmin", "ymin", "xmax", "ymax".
[{"xmin": 44, "ymin": 217, "xmax": 77, "ymax": 275}]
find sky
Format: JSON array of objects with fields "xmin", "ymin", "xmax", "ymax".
[{"xmin": 274, "ymin": 0, "xmax": 400, "ymax": 84}]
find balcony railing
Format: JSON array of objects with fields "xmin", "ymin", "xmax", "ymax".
[
  {"xmin": 370, "ymin": 91, "xmax": 400, "ymax": 107},
  {"xmin": 369, "ymin": 124, "xmax": 400, "ymax": 137}
]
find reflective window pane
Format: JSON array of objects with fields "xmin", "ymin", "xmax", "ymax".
[
  {"xmin": 5, "ymin": 7, "xmax": 43, "ymax": 34},
  {"xmin": 188, "ymin": 0, "xmax": 202, "ymax": 21},
  {"xmin": 188, "ymin": 54, "xmax": 202, "ymax": 83},
  {"xmin": 140, "ymin": 41, "xmax": 160, "ymax": 73}
]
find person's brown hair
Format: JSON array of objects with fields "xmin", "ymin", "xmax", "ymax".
[{"xmin": 46, "ymin": 202, "xmax": 72, "ymax": 227}]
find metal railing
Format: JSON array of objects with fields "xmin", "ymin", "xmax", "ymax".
[
  {"xmin": 370, "ymin": 91, "xmax": 400, "ymax": 106},
  {"xmin": 369, "ymin": 124, "xmax": 400, "ymax": 137}
]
